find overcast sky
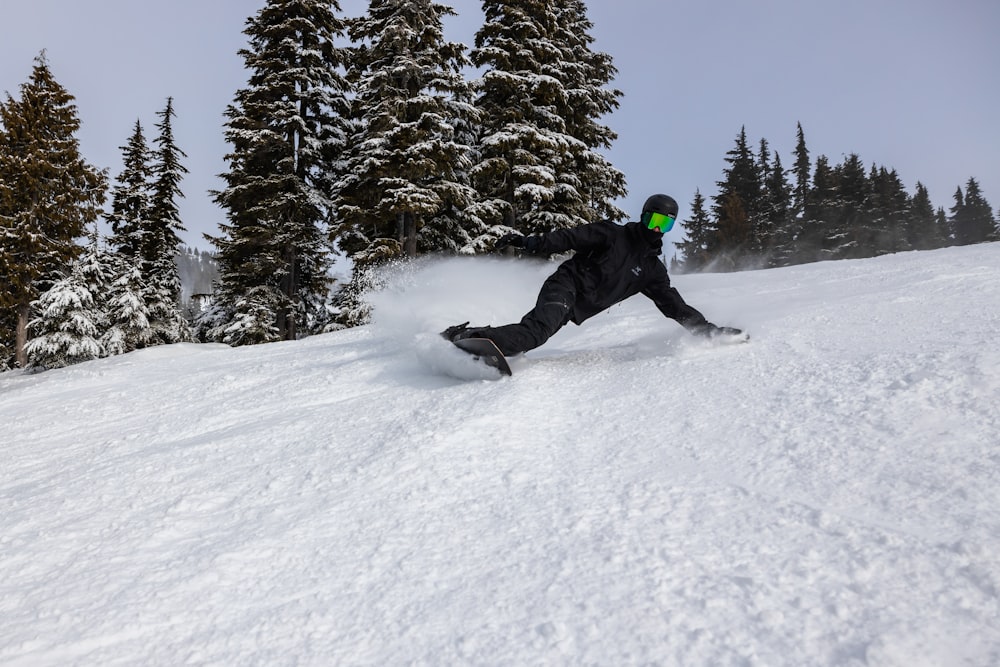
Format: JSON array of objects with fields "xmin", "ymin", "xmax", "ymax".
[{"xmin": 3, "ymin": 0, "xmax": 998, "ymax": 253}]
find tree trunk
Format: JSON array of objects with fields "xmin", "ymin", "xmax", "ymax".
[
  {"xmin": 15, "ymin": 302, "xmax": 30, "ymax": 368},
  {"xmin": 283, "ymin": 244, "xmax": 297, "ymax": 340},
  {"xmin": 505, "ymin": 165, "xmax": 518, "ymax": 229},
  {"xmin": 403, "ymin": 212, "xmax": 417, "ymax": 257}
]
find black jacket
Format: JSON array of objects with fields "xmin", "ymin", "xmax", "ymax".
[{"xmin": 526, "ymin": 220, "xmax": 710, "ymax": 330}]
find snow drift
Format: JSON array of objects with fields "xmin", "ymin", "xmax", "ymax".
[{"xmin": 2, "ymin": 243, "xmax": 999, "ymax": 666}]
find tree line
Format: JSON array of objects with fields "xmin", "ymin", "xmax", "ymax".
[
  {"xmin": 2, "ymin": 0, "xmax": 621, "ymax": 368},
  {"xmin": 1, "ymin": 54, "xmax": 190, "ymax": 370},
  {"xmin": 674, "ymin": 124, "xmax": 998, "ymax": 272},
  {"xmin": 3, "ymin": 1, "xmax": 998, "ymax": 371},
  {"xmin": 199, "ymin": 0, "xmax": 625, "ymax": 344}
]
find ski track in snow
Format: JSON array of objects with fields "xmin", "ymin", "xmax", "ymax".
[{"xmin": 2, "ymin": 245, "xmax": 1000, "ymax": 666}]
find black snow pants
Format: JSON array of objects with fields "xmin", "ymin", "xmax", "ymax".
[{"xmin": 478, "ymin": 268, "xmax": 577, "ymax": 357}]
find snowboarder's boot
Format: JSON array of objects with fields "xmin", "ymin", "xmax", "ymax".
[{"xmin": 441, "ymin": 322, "xmax": 472, "ymax": 342}]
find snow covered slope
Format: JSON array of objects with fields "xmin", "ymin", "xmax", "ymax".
[{"xmin": 3, "ymin": 244, "xmax": 999, "ymax": 666}]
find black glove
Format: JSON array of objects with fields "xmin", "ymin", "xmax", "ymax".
[{"xmin": 495, "ymin": 233, "xmax": 526, "ymax": 251}]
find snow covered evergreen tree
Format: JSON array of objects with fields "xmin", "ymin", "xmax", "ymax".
[
  {"xmin": 25, "ymin": 225, "xmax": 118, "ymax": 369},
  {"xmin": 76, "ymin": 228, "xmax": 114, "ymax": 341},
  {"xmin": 335, "ymin": 0, "xmax": 481, "ymax": 259},
  {"xmin": 208, "ymin": 0, "xmax": 352, "ymax": 344},
  {"xmin": 106, "ymin": 120, "xmax": 152, "ymax": 260},
  {"xmin": 0, "ymin": 53, "xmax": 107, "ymax": 367},
  {"xmin": 146, "ymin": 98, "xmax": 191, "ymax": 345},
  {"xmin": 102, "ymin": 252, "xmax": 153, "ymax": 356},
  {"xmin": 547, "ymin": 0, "xmax": 626, "ymax": 223},
  {"xmin": 25, "ymin": 267, "xmax": 104, "ymax": 370},
  {"xmin": 104, "ymin": 115, "xmax": 182, "ymax": 350},
  {"xmin": 104, "ymin": 120, "xmax": 157, "ymax": 351},
  {"xmin": 471, "ymin": 0, "xmax": 624, "ymax": 239}
]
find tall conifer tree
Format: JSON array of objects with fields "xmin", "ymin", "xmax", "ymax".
[
  {"xmin": 935, "ymin": 206, "xmax": 950, "ymax": 245},
  {"xmin": 0, "ymin": 53, "xmax": 106, "ymax": 367},
  {"xmin": 868, "ymin": 165, "xmax": 910, "ymax": 255},
  {"xmin": 710, "ymin": 127, "xmax": 760, "ymax": 268},
  {"xmin": 208, "ymin": 0, "xmax": 352, "ymax": 344},
  {"xmin": 676, "ymin": 189, "xmax": 712, "ymax": 271},
  {"xmin": 948, "ymin": 186, "xmax": 965, "ymax": 245},
  {"xmin": 106, "ymin": 120, "xmax": 153, "ymax": 260},
  {"xmin": 951, "ymin": 178, "xmax": 995, "ymax": 245},
  {"xmin": 777, "ymin": 122, "xmax": 811, "ymax": 264},
  {"xmin": 762, "ymin": 150, "xmax": 792, "ymax": 266},
  {"xmin": 825, "ymin": 154, "xmax": 868, "ymax": 259},
  {"xmin": 908, "ymin": 182, "xmax": 944, "ymax": 250},
  {"xmin": 791, "ymin": 123, "xmax": 811, "ymax": 216},
  {"xmin": 335, "ymin": 0, "xmax": 480, "ymax": 259},
  {"xmin": 800, "ymin": 155, "xmax": 836, "ymax": 263},
  {"xmin": 472, "ymin": 0, "xmax": 623, "ymax": 237},
  {"xmin": 146, "ymin": 98, "xmax": 190, "ymax": 344},
  {"xmin": 104, "ymin": 120, "xmax": 157, "ymax": 351},
  {"xmin": 548, "ymin": 0, "xmax": 626, "ymax": 223}
]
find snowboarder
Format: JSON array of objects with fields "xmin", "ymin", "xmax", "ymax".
[{"xmin": 442, "ymin": 194, "xmax": 745, "ymax": 356}]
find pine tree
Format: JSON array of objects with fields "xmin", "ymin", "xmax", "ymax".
[
  {"xmin": 102, "ymin": 252, "xmax": 153, "ymax": 355},
  {"xmin": 908, "ymin": 182, "xmax": 944, "ymax": 250},
  {"xmin": 104, "ymin": 120, "xmax": 156, "ymax": 350},
  {"xmin": 208, "ymin": 0, "xmax": 352, "ymax": 344},
  {"xmin": 76, "ymin": 227, "xmax": 114, "ymax": 346},
  {"xmin": 799, "ymin": 155, "xmax": 837, "ymax": 263},
  {"xmin": 935, "ymin": 206, "xmax": 951, "ymax": 246},
  {"xmin": 676, "ymin": 189, "xmax": 712, "ymax": 271},
  {"xmin": 710, "ymin": 127, "xmax": 761, "ymax": 268},
  {"xmin": 547, "ymin": 0, "xmax": 626, "ymax": 223},
  {"xmin": 472, "ymin": 0, "xmax": 555, "ymax": 234},
  {"xmin": 762, "ymin": 150, "xmax": 792, "ymax": 266},
  {"xmin": 868, "ymin": 166, "xmax": 909, "ymax": 255},
  {"xmin": 106, "ymin": 120, "xmax": 153, "ymax": 259},
  {"xmin": 25, "ymin": 266, "xmax": 104, "ymax": 370},
  {"xmin": 777, "ymin": 122, "xmax": 811, "ymax": 265},
  {"xmin": 335, "ymin": 0, "xmax": 481, "ymax": 260},
  {"xmin": 824, "ymin": 154, "xmax": 868, "ymax": 260},
  {"xmin": 951, "ymin": 178, "xmax": 995, "ymax": 245},
  {"xmin": 146, "ymin": 98, "xmax": 191, "ymax": 344},
  {"xmin": 0, "ymin": 53, "xmax": 107, "ymax": 367},
  {"xmin": 790, "ymin": 123, "xmax": 811, "ymax": 217},
  {"xmin": 947, "ymin": 186, "xmax": 965, "ymax": 245},
  {"xmin": 473, "ymin": 0, "xmax": 616, "ymax": 237}
]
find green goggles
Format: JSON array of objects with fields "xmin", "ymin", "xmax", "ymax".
[{"xmin": 642, "ymin": 210, "xmax": 676, "ymax": 233}]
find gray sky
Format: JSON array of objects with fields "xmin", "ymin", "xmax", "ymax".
[{"xmin": 3, "ymin": 0, "xmax": 998, "ymax": 253}]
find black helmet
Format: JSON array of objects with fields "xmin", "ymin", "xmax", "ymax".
[{"xmin": 642, "ymin": 194, "xmax": 678, "ymax": 218}]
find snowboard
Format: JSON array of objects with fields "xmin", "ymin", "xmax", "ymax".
[{"xmin": 451, "ymin": 337, "xmax": 513, "ymax": 376}]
